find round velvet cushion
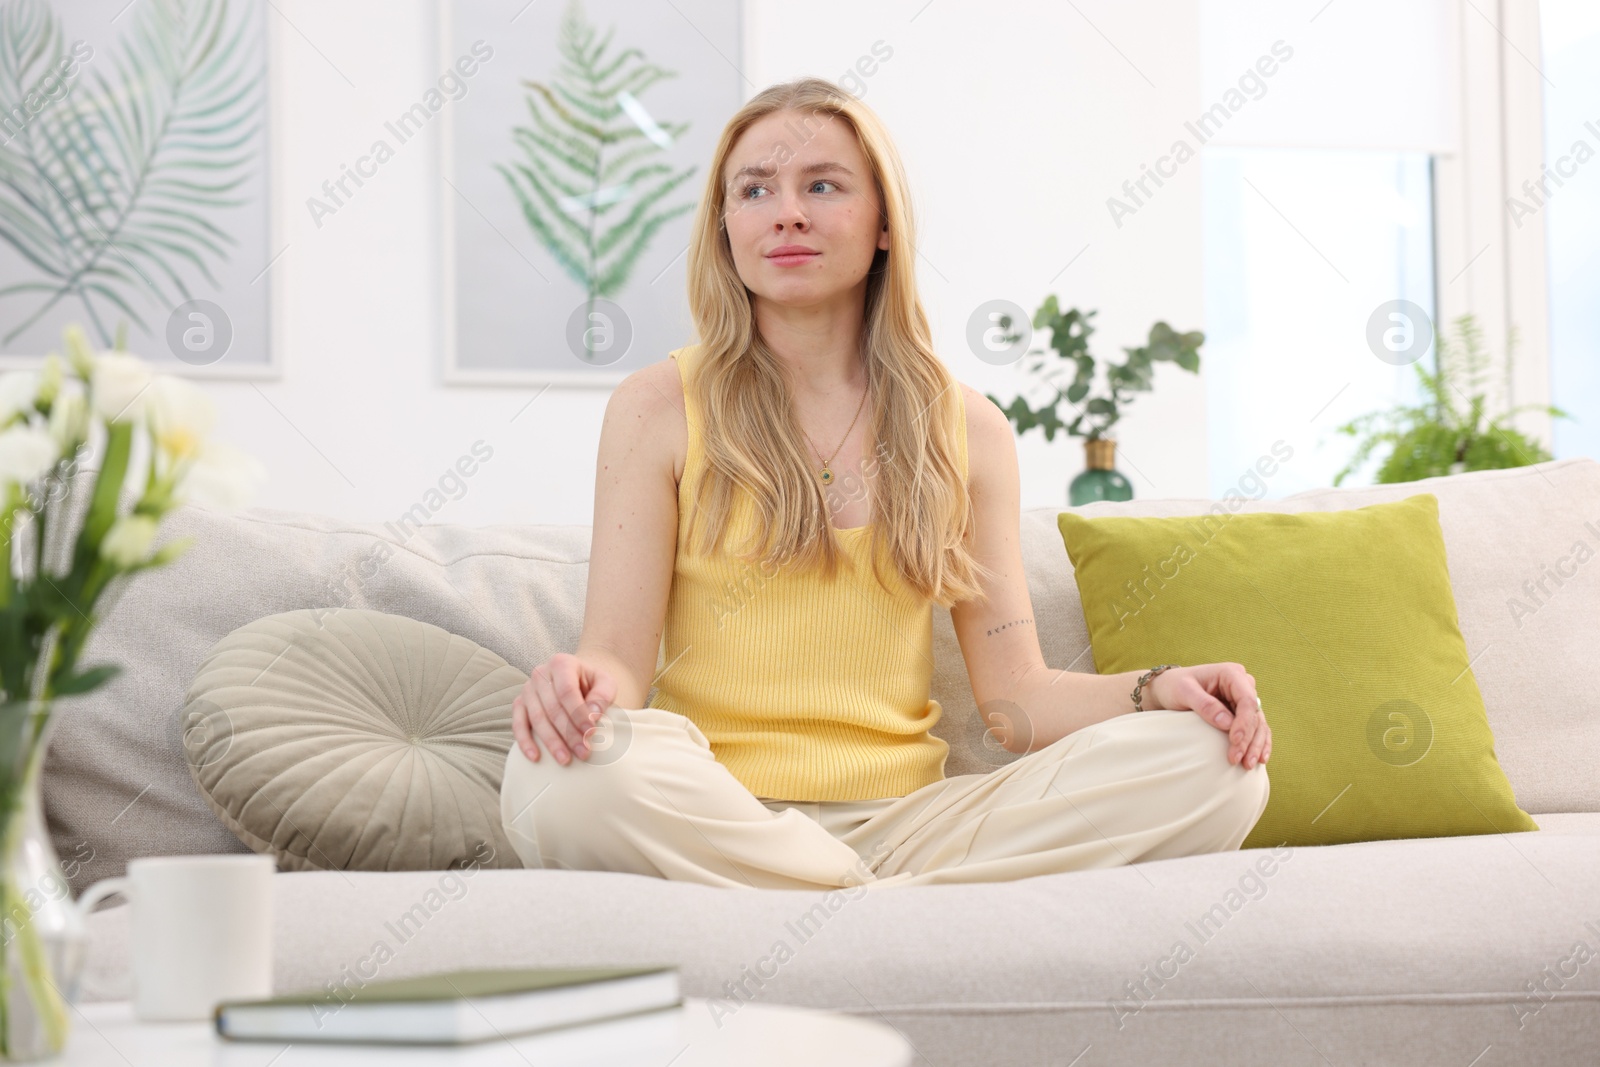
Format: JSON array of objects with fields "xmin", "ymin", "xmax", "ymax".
[{"xmin": 182, "ymin": 608, "xmax": 528, "ymax": 872}]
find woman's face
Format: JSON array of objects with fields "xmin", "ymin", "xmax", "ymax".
[{"xmin": 721, "ymin": 110, "xmax": 890, "ymax": 309}]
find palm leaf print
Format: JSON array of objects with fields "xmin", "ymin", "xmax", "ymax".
[
  {"xmin": 0, "ymin": 0, "xmax": 262, "ymax": 347},
  {"xmin": 496, "ymin": 0, "xmax": 697, "ymax": 364}
]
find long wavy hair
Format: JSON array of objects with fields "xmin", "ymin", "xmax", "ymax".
[{"xmin": 682, "ymin": 78, "xmax": 994, "ymax": 608}]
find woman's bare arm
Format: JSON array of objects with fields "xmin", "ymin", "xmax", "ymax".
[{"xmin": 572, "ymin": 358, "xmax": 685, "ymax": 710}]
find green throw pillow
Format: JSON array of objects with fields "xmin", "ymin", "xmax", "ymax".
[{"xmin": 1056, "ymin": 493, "xmax": 1537, "ymax": 849}]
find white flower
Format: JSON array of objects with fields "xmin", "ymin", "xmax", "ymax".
[
  {"xmin": 100, "ymin": 514, "xmax": 159, "ymax": 567},
  {"xmin": 37, "ymin": 352, "xmax": 61, "ymax": 407},
  {"xmin": 62, "ymin": 325, "xmax": 95, "ymax": 379},
  {"xmin": 0, "ymin": 425, "xmax": 60, "ymax": 485},
  {"xmin": 90, "ymin": 352, "xmax": 153, "ymax": 425},
  {"xmin": 177, "ymin": 439, "xmax": 265, "ymax": 511},
  {"xmin": 143, "ymin": 374, "xmax": 217, "ymax": 461},
  {"xmin": 0, "ymin": 370, "xmax": 41, "ymax": 424},
  {"xmin": 47, "ymin": 390, "xmax": 88, "ymax": 452}
]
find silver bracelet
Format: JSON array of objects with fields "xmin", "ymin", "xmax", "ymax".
[{"xmin": 1131, "ymin": 664, "xmax": 1179, "ymax": 712}]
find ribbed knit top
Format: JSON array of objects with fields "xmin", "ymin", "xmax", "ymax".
[{"xmin": 646, "ymin": 343, "xmax": 966, "ymax": 802}]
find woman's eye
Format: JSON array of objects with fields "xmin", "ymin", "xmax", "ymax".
[{"xmin": 739, "ymin": 180, "xmax": 838, "ymax": 200}]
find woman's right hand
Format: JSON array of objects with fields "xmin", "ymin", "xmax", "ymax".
[{"xmin": 512, "ymin": 652, "xmax": 619, "ymax": 766}]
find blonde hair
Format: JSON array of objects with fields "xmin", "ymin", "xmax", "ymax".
[{"xmin": 681, "ymin": 77, "xmax": 994, "ymax": 608}]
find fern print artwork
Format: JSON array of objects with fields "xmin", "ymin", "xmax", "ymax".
[
  {"xmin": 0, "ymin": 0, "xmax": 264, "ymax": 355},
  {"xmin": 446, "ymin": 0, "xmax": 735, "ymax": 382},
  {"xmin": 495, "ymin": 0, "xmax": 697, "ymax": 365}
]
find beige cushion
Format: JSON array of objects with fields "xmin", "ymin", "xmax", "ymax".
[{"xmin": 183, "ymin": 608, "xmax": 528, "ymax": 872}]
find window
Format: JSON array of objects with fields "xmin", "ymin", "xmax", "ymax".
[
  {"xmin": 1202, "ymin": 149, "xmax": 1437, "ymax": 497},
  {"xmin": 1539, "ymin": 0, "xmax": 1600, "ymax": 461}
]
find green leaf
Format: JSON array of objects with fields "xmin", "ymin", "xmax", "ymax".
[
  {"xmin": 495, "ymin": 162, "xmax": 590, "ymax": 286},
  {"xmin": 52, "ymin": 663, "xmax": 120, "ymax": 697},
  {"xmin": 1033, "ymin": 293, "xmax": 1060, "ymax": 329},
  {"xmin": 71, "ymin": 420, "xmax": 133, "ymax": 575},
  {"xmin": 594, "ymin": 164, "xmax": 697, "ymax": 260},
  {"xmin": 594, "ymin": 198, "xmax": 695, "ymax": 296}
]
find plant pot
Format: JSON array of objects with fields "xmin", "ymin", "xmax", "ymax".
[
  {"xmin": 0, "ymin": 701, "xmax": 87, "ymax": 1061},
  {"xmin": 1069, "ymin": 438, "xmax": 1133, "ymax": 506}
]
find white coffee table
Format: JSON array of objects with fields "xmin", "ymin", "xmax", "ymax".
[{"xmin": 57, "ymin": 996, "xmax": 915, "ymax": 1065}]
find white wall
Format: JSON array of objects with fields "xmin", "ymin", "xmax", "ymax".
[{"xmin": 193, "ymin": 0, "xmax": 1209, "ymax": 527}]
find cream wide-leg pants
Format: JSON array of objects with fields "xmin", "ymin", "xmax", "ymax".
[{"xmin": 499, "ymin": 705, "xmax": 1270, "ymax": 891}]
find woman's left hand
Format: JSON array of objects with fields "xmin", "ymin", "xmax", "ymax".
[{"xmin": 1147, "ymin": 663, "xmax": 1271, "ymax": 769}]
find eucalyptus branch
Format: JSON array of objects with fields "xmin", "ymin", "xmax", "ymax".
[{"xmin": 986, "ymin": 293, "xmax": 1204, "ymax": 444}]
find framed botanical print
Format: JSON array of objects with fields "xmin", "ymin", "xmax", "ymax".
[
  {"xmin": 0, "ymin": 0, "xmax": 278, "ymax": 376},
  {"xmin": 440, "ymin": 0, "xmax": 741, "ymax": 387}
]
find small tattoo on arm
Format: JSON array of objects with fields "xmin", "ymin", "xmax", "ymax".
[{"xmin": 986, "ymin": 618, "xmax": 1033, "ymax": 637}]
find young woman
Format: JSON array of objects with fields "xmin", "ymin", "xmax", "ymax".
[{"xmin": 499, "ymin": 78, "xmax": 1270, "ymax": 891}]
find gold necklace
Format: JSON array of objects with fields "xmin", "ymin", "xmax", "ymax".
[{"xmin": 801, "ymin": 378, "xmax": 870, "ymax": 486}]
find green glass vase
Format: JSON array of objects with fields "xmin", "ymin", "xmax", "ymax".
[{"xmin": 1068, "ymin": 438, "xmax": 1133, "ymax": 505}]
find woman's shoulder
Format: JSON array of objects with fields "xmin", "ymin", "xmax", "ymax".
[
  {"xmin": 956, "ymin": 381, "xmax": 1010, "ymax": 491},
  {"xmin": 608, "ymin": 354, "xmax": 690, "ymax": 486},
  {"xmin": 610, "ymin": 355, "xmax": 688, "ymax": 421}
]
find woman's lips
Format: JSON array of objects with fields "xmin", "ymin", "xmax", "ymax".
[{"xmin": 766, "ymin": 252, "xmax": 819, "ymax": 266}]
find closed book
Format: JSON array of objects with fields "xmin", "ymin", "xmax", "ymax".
[{"xmin": 213, "ymin": 964, "xmax": 682, "ymax": 1046}]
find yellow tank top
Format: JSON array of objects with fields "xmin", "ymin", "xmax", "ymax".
[{"xmin": 647, "ymin": 343, "xmax": 966, "ymax": 802}]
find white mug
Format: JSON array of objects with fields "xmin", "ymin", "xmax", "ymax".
[{"xmin": 75, "ymin": 854, "xmax": 275, "ymax": 1021}]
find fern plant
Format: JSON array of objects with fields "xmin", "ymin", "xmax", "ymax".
[
  {"xmin": 1331, "ymin": 313, "xmax": 1572, "ymax": 486},
  {"xmin": 497, "ymin": 0, "xmax": 697, "ymax": 364},
  {"xmin": 0, "ymin": 0, "xmax": 262, "ymax": 348}
]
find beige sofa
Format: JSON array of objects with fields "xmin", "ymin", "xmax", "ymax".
[{"xmin": 52, "ymin": 457, "xmax": 1600, "ymax": 1065}]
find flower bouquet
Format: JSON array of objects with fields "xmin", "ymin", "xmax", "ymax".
[{"xmin": 0, "ymin": 323, "xmax": 262, "ymax": 1059}]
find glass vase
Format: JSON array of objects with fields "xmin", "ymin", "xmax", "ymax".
[
  {"xmin": 0, "ymin": 701, "xmax": 87, "ymax": 1062},
  {"xmin": 1068, "ymin": 437, "xmax": 1133, "ymax": 505}
]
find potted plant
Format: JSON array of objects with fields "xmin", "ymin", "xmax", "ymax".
[
  {"xmin": 0, "ymin": 323, "xmax": 262, "ymax": 1059},
  {"xmin": 1332, "ymin": 313, "xmax": 1572, "ymax": 486},
  {"xmin": 986, "ymin": 294, "xmax": 1203, "ymax": 504}
]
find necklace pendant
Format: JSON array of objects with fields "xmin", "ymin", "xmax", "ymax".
[{"xmin": 819, "ymin": 466, "xmax": 834, "ymax": 486}]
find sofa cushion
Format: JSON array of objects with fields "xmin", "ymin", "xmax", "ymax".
[
  {"xmin": 44, "ymin": 458, "xmax": 1600, "ymax": 892},
  {"xmin": 941, "ymin": 458, "xmax": 1600, "ymax": 814},
  {"xmin": 76, "ymin": 827, "xmax": 1600, "ymax": 1064},
  {"xmin": 184, "ymin": 608, "xmax": 527, "ymax": 872},
  {"xmin": 1055, "ymin": 493, "xmax": 1537, "ymax": 848},
  {"xmin": 45, "ymin": 495, "xmax": 593, "ymax": 893}
]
